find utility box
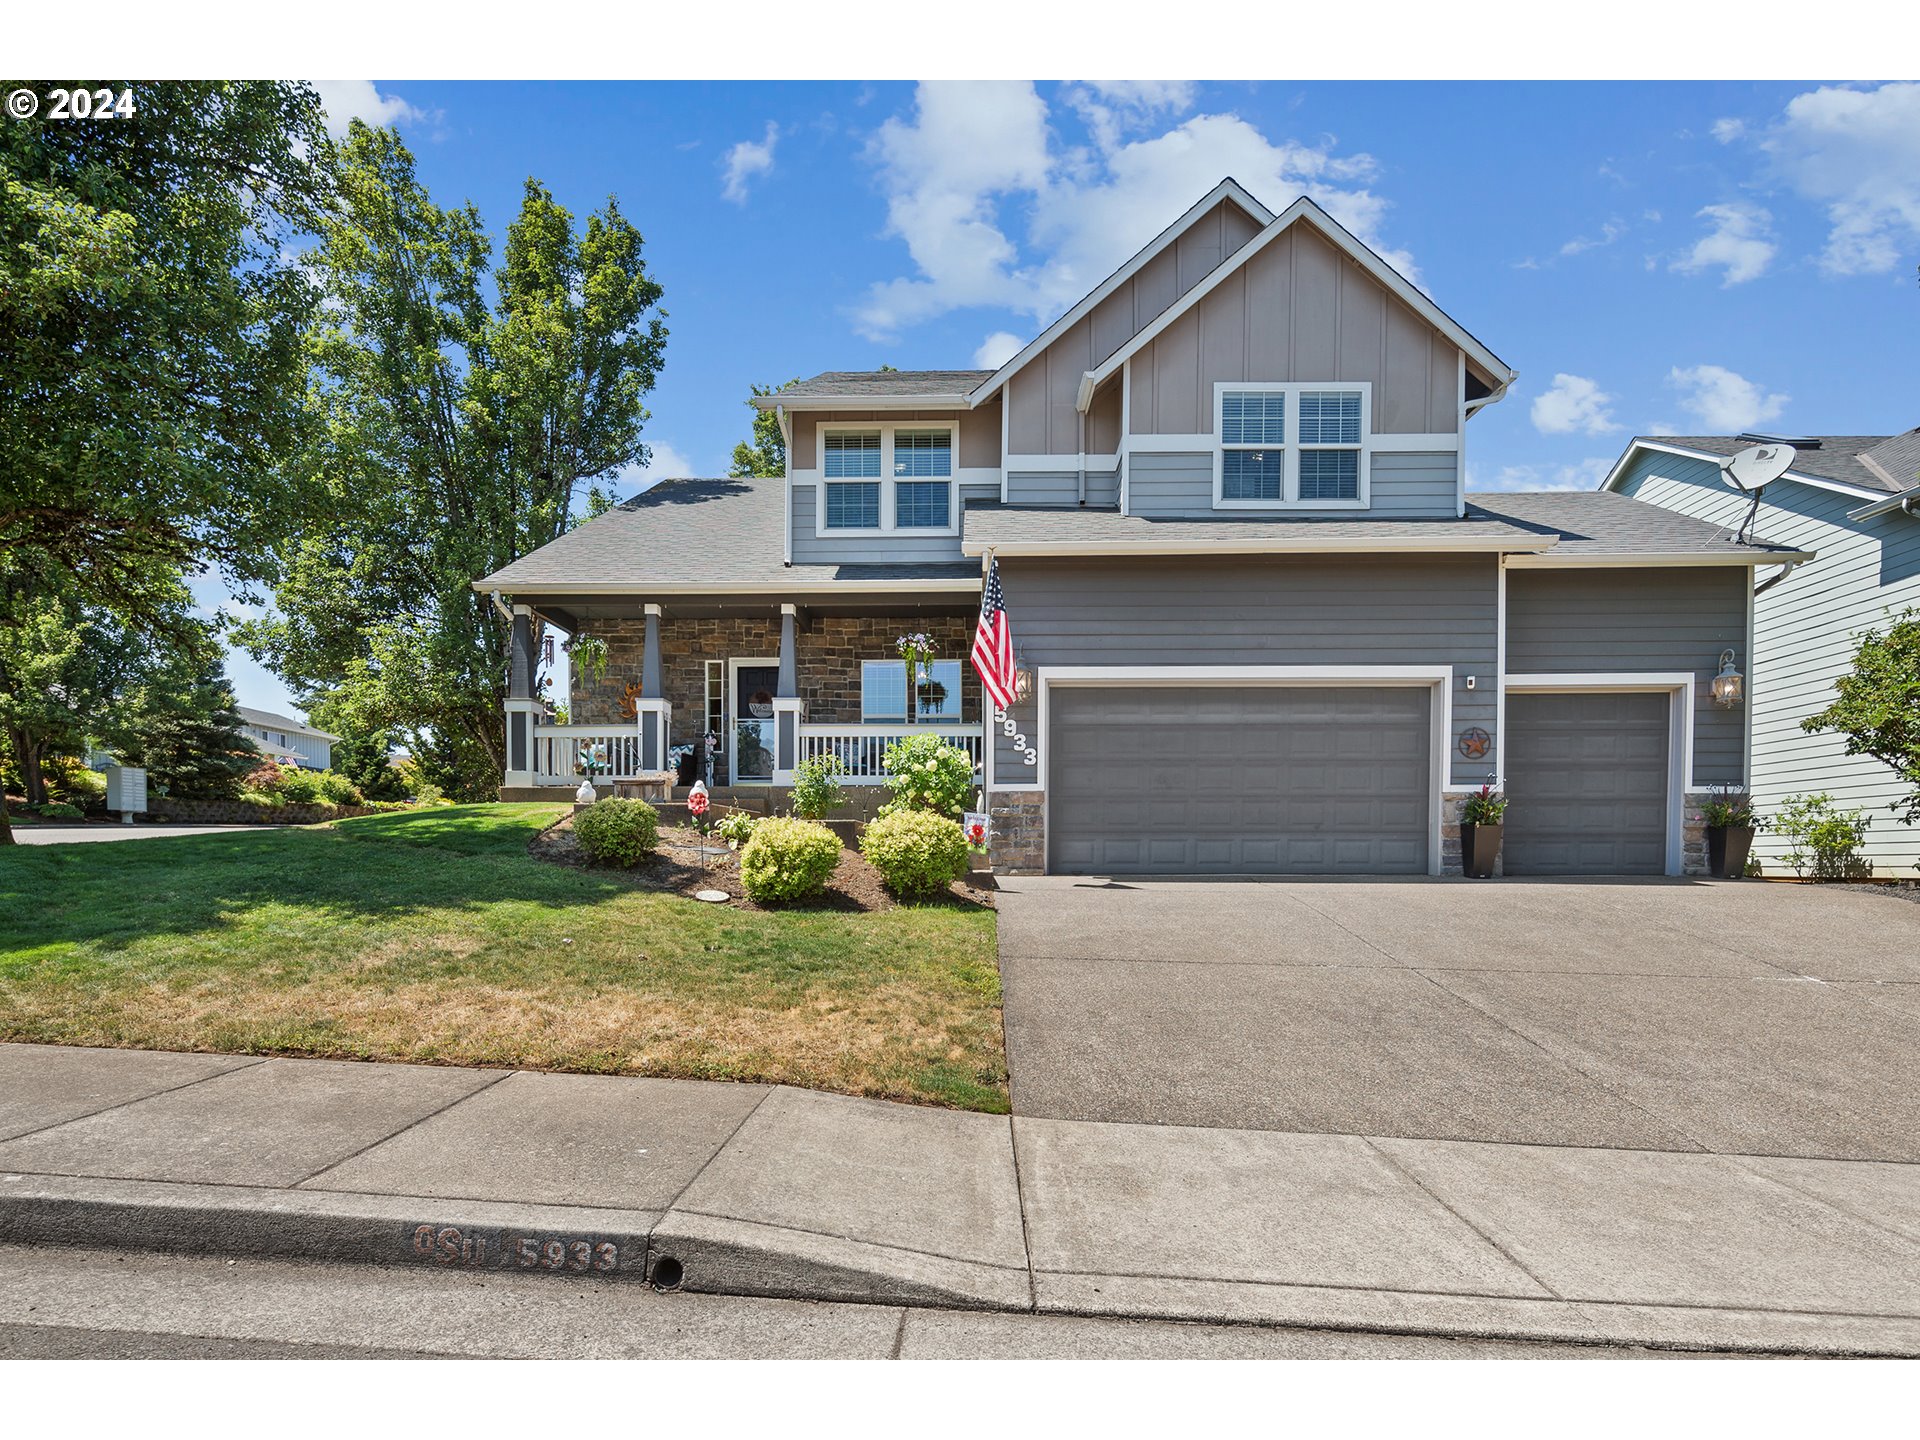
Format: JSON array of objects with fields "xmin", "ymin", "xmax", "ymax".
[{"xmin": 105, "ymin": 765, "xmax": 147, "ymax": 822}]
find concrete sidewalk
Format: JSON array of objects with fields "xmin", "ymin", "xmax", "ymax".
[{"xmin": 1, "ymin": 1043, "xmax": 1917, "ymax": 1356}]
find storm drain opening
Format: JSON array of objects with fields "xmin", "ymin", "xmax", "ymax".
[{"xmin": 649, "ymin": 1255, "xmax": 684, "ymax": 1290}]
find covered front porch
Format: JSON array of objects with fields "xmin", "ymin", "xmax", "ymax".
[{"xmin": 497, "ymin": 585, "xmax": 986, "ymax": 794}]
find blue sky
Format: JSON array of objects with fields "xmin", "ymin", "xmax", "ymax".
[{"xmin": 210, "ymin": 79, "xmax": 1920, "ymax": 716}]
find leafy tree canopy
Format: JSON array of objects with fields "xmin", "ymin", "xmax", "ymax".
[{"xmin": 729, "ymin": 380, "xmax": 799, "ymax": 479}]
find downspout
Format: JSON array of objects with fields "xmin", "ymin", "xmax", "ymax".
[
  {"xmin": 488, "ymin": 589, "xmax": 513, "ymax": 623},
  {"xmin": 779, "ymin": 403, "xmax": 794, "ymax": 567},
  {"xmin": 1077, "ymin": 409, "xmax": 1087, "ymax": 506},
  {"xmin": 1074, "ymin": 370, "xmax": 1097, "ymax": 506},
  {"xmin": 1753, "ymin": 556, "xmax": 1808, "ymax": 597}
]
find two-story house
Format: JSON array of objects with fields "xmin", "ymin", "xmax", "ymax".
[
  {"xmin": 476, "ymin": 179, "xmax": 1810, "ymax": 877},
  {"xmin": 236, "ymin": 706, "xmax": 338, "ymax": 771}
]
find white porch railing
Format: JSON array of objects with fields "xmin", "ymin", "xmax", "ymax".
[
  {"xmin": 530, "ymin": 723, "xmax": 648, "ymax": 785},
  {"xmin": 797, "ymin": 722, "xmax": 984, "ymax": 785}
]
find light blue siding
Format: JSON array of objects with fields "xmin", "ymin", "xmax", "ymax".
[
  {"xmin": 1125, "ymin": 450, "xmax": 1458, "ymax": 519},
  {"xmin": 788, "ymin": 482, "xmax": 998, "ymax": 564},
  {"xmin": 1615, "ymin": 447, "xmax": 1920, "ymax": 874},
  {"xmin": 1005, "ymin": 469, "xmax": 1120, "ymax": 507}
]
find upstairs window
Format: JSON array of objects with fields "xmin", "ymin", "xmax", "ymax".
[
  {"xmin": 815, "ymin": 423, "xmax": 958, "ymax": 534},
  {"xmin": 823, "ymin": 431, "xmax": 883, "ymax": 528},
  {"xmin": 1214, "ymin": 384, "xmax": 1370, "ymax": 508}
]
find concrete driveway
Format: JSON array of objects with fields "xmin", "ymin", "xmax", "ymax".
[
  {"xmin": 8, "ymin": 823, "xmax": 282, "ymax": 845},
  {"xmin": 996, "ymin": 877, "xmax": 1920, "ymax": 1160}
]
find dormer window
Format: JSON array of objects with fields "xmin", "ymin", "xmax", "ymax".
[
  {"xmin": 816, "ymin": 422, "xmax": 957, "ymax": 534},
  {"xmin": 1213, "ymin": 382, "xmax": 1371, "ymax": 509}
]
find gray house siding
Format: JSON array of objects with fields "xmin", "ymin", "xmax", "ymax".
[
  {"xmin": 789, "ymin": 481, "xmax": 999, "ymax": 564},
  {"xmin": 1503, "ymin": 566, "xmax": 1748, "ymax": 787},
  {"xmin": 1005, "ymin": 468, "xmax": 1120, "ymax": 507},
  {"xmin": 1615, "ymin": 447, "xmax": 1920, "ymax": 874},
  {"xmin": 1126, "ymin": 450, "xmax": 1459, "ymax": 520},
  {"xmin": 788, "ymin": 407, "xmax": 999, "ymax": 472},
  {"xmin": 989, "ymin": 554, "xmax": 1497, "ymax": 788},
  {"xmin": 1127, "ymin": 223, "xmax": 1461, "ymax": 438}
]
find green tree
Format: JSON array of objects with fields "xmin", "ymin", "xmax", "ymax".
[
  {"xmin": 238, "ymin": 124, "xmax": 667, "ymax": 799},
  {"xmin": 729, "ymin": 381, "xmax": 799, "ymax": 478},
  {"xmin": 114, "ymin": 651, "xmax": 258, "ymax": 801},
  {"xmin": 321, "ymin": 718, "xmax": 409, "ymax": 803},
  {"xmin": 1804, "ymin": 609, "xmax": 1920, "ymax": 832},
  {"xmin": 0, "ymin": 81, "xmax": 334, "ymax": 632}
]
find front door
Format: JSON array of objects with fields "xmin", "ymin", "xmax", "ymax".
[{"xmin": 731, "ymin": 662, "xmax": 780, "ymax": 783}]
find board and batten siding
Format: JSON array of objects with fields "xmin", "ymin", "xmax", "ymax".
[
  {"xmin": 1503, "ymin": 566, "xmax": 1748, "ymax": 788},
  {"xmin": 1615, "ymin": 447, "xmax": 1920, "ymax": 875},
  {"xmin": 787, "ymin": 404, "xmax": 1000, "ymax": 472},
  {"xmin": 1127, "ymin": 223, "xmax": 1461, "ymax": 439},
  {"xmin": 788, "ymin": 481, "xmax": 999, "ymax": 565},
  {"xmin": 1127, "ymin": 450, "xmax": 1459, "ymax": 519},
  {"xmin": 990, "ymin": 554, "xmax": 1497, "ymax": 788},
  {"xmin": 1006, "ymin": 198, "xmax": 1263, "ymax": 456},
  {"xmin": 1004, "ymin": 468, "xmax": 1121, "ymax": 508}
]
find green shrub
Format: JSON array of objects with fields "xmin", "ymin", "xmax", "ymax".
[
  {"xmin": 1772, "ymin": 793, "xmax": 1871, "ymax": 880},
  {"xmin": 239, "ymin": 789, "xmax": 287, "ymax": 809},
  {"xmin": 316, "ymin": 771, "xmax": 364, "ymax": 806},
  {"xmin": 1700, "ymin": 792, "xmax": 1756, "ymax": 829},
  {"xmin": 739, "ymin": 816, "xmax": 842, "ymax": 903},
  {"xmin": 878, "ymin": 733, "xmax": 975, "ymax": 820},
  {"xmin": 790, "ymin": 752, "xmax": 847, "ymax": 820},
  {"xmin": 861, "ymin": 809, "xmax": 970, "ymax": 899},
  {"xmin": 715, "ymin": 810, "xmax": 760, "ymax": 847},
  {"xmin": 573, "ymin": 796, "xmax": 660, "ymax": 866},
  {"xmin": 273, "ymin": 767, "xmax": 323, "ymax": 803},
  {"xmin": 31, "ymin": 801, "xmax": 84, "ymax": 820}
]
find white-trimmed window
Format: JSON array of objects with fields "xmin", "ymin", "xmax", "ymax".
[
  {"xmin": 815, "ymin": 423, "xmax": 957, "ymax": 534},
  {"xmin": 1213, "ymin": 382, "xmax": 1371, "ymax": 509},
  {"xmin": 860, "ymin": 658, "xmax": 963, "ymax": 722}
]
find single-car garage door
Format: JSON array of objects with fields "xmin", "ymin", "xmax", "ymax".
[
  {"xmin": 1048, "ymin": 686, "xmax": 1431, "ymax": 875},
  {"xmin": 1503, "ymin": 691, "xmax": 1670, "ymax": 875}
]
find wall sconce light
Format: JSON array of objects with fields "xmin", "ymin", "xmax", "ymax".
[
  {"xmin": 1712, "ymin": 649, "xmax": 1744, "ymax": 708},
  {"xmin": 1012, "ymin": 654, "xmax": 1034, "ymax": 704}
]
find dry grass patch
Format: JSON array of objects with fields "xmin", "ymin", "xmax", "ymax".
[{"xmin": 0, "ymin": 805, "xmax": 1005, "ymax": 1111}]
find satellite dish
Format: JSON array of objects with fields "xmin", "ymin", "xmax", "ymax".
[{"xmin": 1721, "ymin": 442, "xmax": 1796, "ymax": 493}]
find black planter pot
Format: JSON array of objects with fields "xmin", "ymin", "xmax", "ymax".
[
  {"xmin": 1706, "ymin": 824, "xmax": 1755, "ymax": 879},
  {"xmin": 1461, "ymin": 822, "xmax": 1503, "ymax": 879}
]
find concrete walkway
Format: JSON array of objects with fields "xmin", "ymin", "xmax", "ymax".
[
  {"xmin": 8, "ymin": 823, "xmax": 282, "ymax": 844},
  {"xmin": 1, "ymin": 1043, "xmax": 1917, "ymax": 1355}
]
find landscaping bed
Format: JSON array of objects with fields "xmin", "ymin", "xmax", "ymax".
[
  {"xmin": 0, "ymin": 803, "xmax": 1006, "ymax": 1111},
  {"xmin": 529, "ymin": 812, "xmax": 995, "ymax": 914}
]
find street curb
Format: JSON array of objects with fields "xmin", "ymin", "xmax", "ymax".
[{"xmin": 4, "ymin": 1173, "xmax": 1917, "ymax": 1356}]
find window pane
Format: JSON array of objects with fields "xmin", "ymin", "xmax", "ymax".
[
  {"xmin": 861, "ymin": 660, "xmax": 906, "ymax": 721},
  {"xmin": 1222, "ymin": 448, "xmax": 1284, "ymax": 500},
  {"xmin": 824, "ymin": 480, "xmax": 881, "ymax": 528},
  {"xmin": 1299, "ymin": 448, "xmax": 1360, "ymax": 500},
  {"xmin": 893, "ymin": 430, "xmax": 952, "ymax": 478},
  {"xmin": 894, "ymin": 480, "xmax": 951, "ymax": 528},
  {"xmin": 1221, "ymin": 391, "xmax": 1285, "ymax": 445},
  {"xmin": 914, "ymin": 659, "xmax": 962, "ymax": 719},
  {"xmin": 824, "ymin": 431, "xmax": 882, "ymax": 478},
  {"xmin": 1299, "ymin": 392, "xmax": 1362, "ymax": 445}
]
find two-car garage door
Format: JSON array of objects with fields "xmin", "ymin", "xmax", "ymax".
[{"xmin": 1048, "ymin": 686, "xmax": 1431, "ymax": 875}]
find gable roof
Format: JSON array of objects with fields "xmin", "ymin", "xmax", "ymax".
[
  {"xmin": 1468, "ymin": 490, "xmax": 1804, "ymax": 562},
  {"xmin": 235, "ymin": 707, "xmax": 339, "ymax": 742},
  {"xmin": 967, "ymin": 178, "xmax": 1276, "ymax": 408},
  {"xmin": 1602, "ymin": 435, "xmax": 1913, "ymax": 499},
  {"xmin": 763, "ymin": 370, "xmax": 993, "ymax": 409},
  {"xmin": 1084, "ymin": 195, "xmax": 1513, "ymax": 399}
]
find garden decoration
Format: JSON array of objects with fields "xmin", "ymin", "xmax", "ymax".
[
  {"xmin": 963, "ymin": 810, "xmax": 989, "ymax": 854},
  {"xmin": 897, "ymin": 632, "xmax": 935, "ymax": 723},
  {"xmin": 567, "ymin": 633, "xmax": 610, "ymax": 686},
  {"xmin": 687, "ymin": 779, "xmax": 714, "ymax": 866},
  {"xmin": 1700, "ymin": 788, "xmax": 1759, "ymax": 879},
  {"xmin": 1459, "ymin": 778, "xmax": 1508, "ymax": 879}
]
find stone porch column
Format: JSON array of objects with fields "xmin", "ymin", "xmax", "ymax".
[
  {"xmin": 634, "ymin": 602, "xmax": 671, "ymax": 775},
  {"xmin": 772, "ymin": 603, "xmax": 802, "ymax": 784},
  {"xmin": 503, "ymin": 604, "xmax": 540, "ymax": 788}
]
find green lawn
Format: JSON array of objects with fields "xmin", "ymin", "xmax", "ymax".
[{"xmin": 0, "ymin": 803, "xmax": 1006, "ymax": 1111}]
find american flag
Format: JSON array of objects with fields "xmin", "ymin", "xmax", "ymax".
[{"xmin": 971, "ymin": 555, "xmax": 1017, "ymax": 712}]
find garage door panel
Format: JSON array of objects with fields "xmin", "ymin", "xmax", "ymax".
[
  {"xmin": 1504, "ymin": 691, "xmax": 1670, "ymax": 876},
  {"xmin": 1049, "ymin": 685, "xmax": 1431, "ymax": 875}
]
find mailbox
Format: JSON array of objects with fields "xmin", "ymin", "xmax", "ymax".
[{"xmin": 105, "ymin": 765, "xmax": 147, "ymax": 823}]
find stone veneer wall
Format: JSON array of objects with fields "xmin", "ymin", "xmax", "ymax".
[
  {"xmin": 570, "ymin": 614, "xmax": 980, "ymax": 783},
  {"xmin": 146, "ymin": 797, "xmax": 386, "ymax": 825},
  {"xmin": 987, "ymin": 790, "xmax": 1045, "ymax": 875}
]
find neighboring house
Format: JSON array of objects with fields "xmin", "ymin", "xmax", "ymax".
[
  {"xmin": 1605, "ymin": 432, "xmax": 1920, "ymax": 875},
  {"xmin": 477, "ymin": 179, "xmax": 1808, "ymax": 877},
  {"xmin": 235, "ymin": 706, "xmax": 338, "ymax": 771}
]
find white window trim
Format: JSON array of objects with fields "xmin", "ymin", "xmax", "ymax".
[
  {"xmin": 860, "ymin": 657, "xmax": 965, "ymax": 724},
  {"xmin": 814, "ymin": 421, "xmax": 959, "ymax": 537},
  {"xmin": 1211, "ymin": 381, "xmax": 1372, "ymax": 511}
]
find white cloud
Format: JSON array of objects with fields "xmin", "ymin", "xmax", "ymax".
[
  {"xmin": 722, "ymin": 123, "xmax": 779, "ymax": 205},
  {"xmin": 1469, "ymin": 458, "xmax": 1613, "ymax": 493},
  {"xmin": 1064, "ymin": 81, "xmax": 1198, "ymax": 154},
  {"xmin": 1559, "ymin": 219, "xmax": 1626, "ymax": 257},
  {"xmin": 1710, "ymin": 117, "xmax": 1746, "ymax": 144},
  {"xmin": 1759, "ymin": 81, "xmax": 1920, "ymax": 275},
  {"xmin": 1672, "ymin": 203, "xmax": 1777, "ymax": 285},
  {"xmin": 1668, "ymin": 364, "xmax": 1788, "ymax": 433},
  {"xmin": 1530, "ymin": 373, "xmax": 1618, "ymax": 437},
  {"xmin": 853, "ymin": 82, "xmax": 1406, "ymax": 341},
  {"xmin": 643, "ymin": 442, "xmax": 698, "ymax": 479},
  {"xmin": 972, "ymin": 331, "xmax": 1024, "ymax": 369},
  {"xmin": 312, "ymin": 81, "xmax": 423, "ymax": 140}
]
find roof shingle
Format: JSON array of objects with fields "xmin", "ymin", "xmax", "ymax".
[
  {"xmin": 764, "ymin": 370, "xmax": 992, "ymax": 404},
  {"xmin": 1636, "ymin": 434, "xmax": 1908, "ymax": 495}
]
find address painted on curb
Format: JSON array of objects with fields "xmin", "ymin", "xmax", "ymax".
[{"xmin": 410, "ymin": 1224, "xmax": 627, "ymax": 1274}]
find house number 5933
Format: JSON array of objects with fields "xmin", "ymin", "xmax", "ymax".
[{"xmin": 1000, "ymin": 715, "xmax": 1037, "ymax": 767}]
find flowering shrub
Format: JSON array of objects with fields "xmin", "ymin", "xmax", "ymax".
[
  {"xmin": 239, "ymin": 760, "xmax": 362, "ymax": 808},
  {"xmin": 1461, "ymin": 785, "xmax": 1508, "ymax": 825},
  {"xmin": 739, "ymin": 817, "xmax": 842, "ymax": 903},
  {"xmin": 878, "ymin": 733, "xmax": 975, "ymax": 819},
  {"xmin": 861, "ymin": 809, "xmax": 969, "ymax": 898},
  {"xmin": 574, "ymin": 796, "xmax": 660, "ymax": 866}
]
